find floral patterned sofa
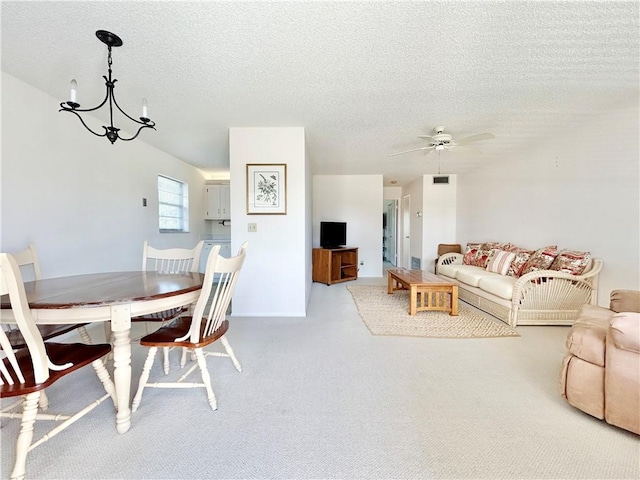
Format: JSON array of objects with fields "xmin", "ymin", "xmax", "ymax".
[{"xmin": 437, "ymin": 242, "xmax": 604, "ymax": 327}]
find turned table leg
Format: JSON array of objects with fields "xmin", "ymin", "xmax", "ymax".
[{"xmin": 110, "ymin": 305, "xmax": 132, "ymax": 434}]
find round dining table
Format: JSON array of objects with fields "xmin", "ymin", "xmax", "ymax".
[{"xmin": 0, "ymin": 271, "xmax": 204, "ymax": 434}]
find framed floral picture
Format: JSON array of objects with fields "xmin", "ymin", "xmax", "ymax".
[{"xmin": 246, "ymin": 164, "xmax": 287, "ymax": 215}]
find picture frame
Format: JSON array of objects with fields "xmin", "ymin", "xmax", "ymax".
[{"xmin": 246, "ymin": 164, "xmax": 287, "ymax": 215}]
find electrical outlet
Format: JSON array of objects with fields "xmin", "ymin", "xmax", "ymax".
[
  {"xmin": 248, "ymin": 223, "xmax": 257, "ymax": 233},
  {"xmin": 142, "ymin": 198, "xmax": 147, "ymax": 207}
]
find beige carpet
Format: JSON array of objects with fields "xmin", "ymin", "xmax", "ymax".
[{"xmin": 347, "ymin": 285, "xmax": 519, "ymax": 338}]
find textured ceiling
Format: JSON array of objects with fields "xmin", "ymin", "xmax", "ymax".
[{"xmin": 2, "ymin": 1, "xmax": 638, "ymax": 186}]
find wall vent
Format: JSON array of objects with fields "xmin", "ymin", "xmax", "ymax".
[
  {"xmin": 411, "ymin": 257, "xmax": 421, "ymax": 270},
  {"xmin": 433, "ymin": 175, "xmax": 449, "ymax": 184}
]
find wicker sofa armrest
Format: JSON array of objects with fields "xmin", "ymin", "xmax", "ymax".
[
  {"xmin": 513, "ymin": 258, "xmax": 603, "ymax": 307},
  {"xmin": 512, "ymin": 270, "xmax": 595, "ymax": 316},
  {"xmin": 609, "ymin": 312, "xmax": 640, "ymax": 354},
  {"xmin": 579, "ymin": 258, "xmax": 604, "ymax": 279},
  {"xmin": 437, "ymin": 252, "xmax": 463, "ymax": 268}
]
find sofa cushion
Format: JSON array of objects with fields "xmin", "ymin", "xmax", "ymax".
[
  {"xmin": 521, "ymin": 245, "xmax": 558, "ymax": 275},
  {"xmin": 478, "ymin": 274, "xmax": 517, "ymax": 300},
  {"xmin": 456, "ymin": 266, "xmax": 494, "ymax": 287},
  {"xmin": 438, "ymin": 262, "xmax": 465, "ymax": 279},
  {"xmin": 486, "ymin": 249, "xmax": 516, "ymax": 275},
  {"xmin": 550, "ymin": 249, "xmax": 591, "ymax": 275},
  {"xmin": 463, "ymin": 243, "xmax": 481, "ymax": 265},
  {"xmin": 609, "ymin": 312, "xmax": 640, "ymax": 354}
]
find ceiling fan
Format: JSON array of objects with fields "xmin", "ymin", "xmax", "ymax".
[{"xmin": 389, "ymin": 126, "xmax": 495, "ymax": 157}]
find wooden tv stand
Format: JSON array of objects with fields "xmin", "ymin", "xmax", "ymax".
[{"xmin": 312, "ymin": 247, "xmax": 358, "ymax": 285}]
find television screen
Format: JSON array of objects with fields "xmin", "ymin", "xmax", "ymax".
[{"xmin": 320, "ymin": 221, "xmax": 347, "ymax": 248}]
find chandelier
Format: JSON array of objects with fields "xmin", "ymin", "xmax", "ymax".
[{"xmin": 59, "ymin": 30, "xmax": 156, "ymax": 144}]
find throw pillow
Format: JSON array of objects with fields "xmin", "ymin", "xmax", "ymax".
[
  {"xmin": 473, "ymin": 242, "xmax": 501, "ymax": 268},
  {"xmin": 505, "ymin": 247, "xmax": 533, "ymax": 277},
  {"xmin": 521, "ymin": 246, "xmax": 558, "ymax": 275},
  {"xmin": 463, "ymin": 243, "xmax": 481, "ymax": 265},
  {"xmin": 498, "ymin": 242, "xmax": 514, "ymax": 252},
  {"xmin": 549, "ymin": 249, "xmax": 591, "ymax": 275},
  {"xmin": 485, "ymin": 249, "xmax": 516, "ymax": 275}
]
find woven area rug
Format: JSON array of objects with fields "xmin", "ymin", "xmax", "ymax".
[{"xmin": 347, "ymin": 285, "xmax": 519, "ymax": 338}]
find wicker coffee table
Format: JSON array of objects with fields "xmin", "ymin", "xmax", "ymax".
[{"xmin": 387, "ymin": 269, "xmax": 459, "ymax": 316}]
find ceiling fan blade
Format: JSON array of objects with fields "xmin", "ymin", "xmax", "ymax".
[
  {"xmin": 388, "ymin": 146, "xmax": 431, "ymax": 157},
  {"xmin": 417, "ymin": 135, "xmax": 435, "ymax": 142},
  {"xmin": 456, "ymin": 132, "xmax": 495, "ymax": 145},
  {"xmin": 453, "ymin": 144, "xmax": 480, "ymax": 153}
]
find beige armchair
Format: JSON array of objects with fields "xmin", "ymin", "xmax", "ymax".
[{"xmin": 561, "ymin": 290, "xmax": 640, "ymax": 435}]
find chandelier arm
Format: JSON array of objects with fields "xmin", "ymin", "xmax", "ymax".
[
  {"xmin": 59, "ymin": 79, "xmax": 111, "ymax": 114},
  {"xmin": 110, "ymin": 94, "xmax": 152, "ymax": 126},
  {"xmin": 57, "ymin": 106, "xmax": 109, "ymax": 138},
  {"xmin": 115, "ymin": 123, "xmax": 157, "ymax": 142}
]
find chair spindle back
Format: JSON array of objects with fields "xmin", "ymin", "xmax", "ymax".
[
  {"xmin": 142, "ymin": 241, "xmax": 204, "ymax": 274},
  {"xmin": 188, "ymin": 242, "xmax": 247, "ymax": 343}
]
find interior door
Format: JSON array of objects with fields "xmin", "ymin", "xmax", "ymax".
[
  {"xmin": 402, "ymin": 195, "xmax": 410, "ymax": 269},
  {"xmin": 386, "ymin": 200, "xmax": 397, "ymax": 266}
]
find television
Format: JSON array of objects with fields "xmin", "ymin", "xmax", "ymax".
[{"xmin": 320, "ymin": 221, "xmax": 347, "ymax": 248}]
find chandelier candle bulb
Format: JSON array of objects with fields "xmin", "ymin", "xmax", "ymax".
[
  {"xmin": 69, "ymin": 79, "xmax": 77, "ymax": 103},
  {"xmin": 142, "ymin": 98, "xmax": 148, "ymax": 119}
]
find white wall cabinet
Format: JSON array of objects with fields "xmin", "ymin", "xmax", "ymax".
[{"xmin": 204, "ymin": 184, "xmax": 230, "ymax": 220}]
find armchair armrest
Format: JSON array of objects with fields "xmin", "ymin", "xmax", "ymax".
[
  {"xmin": 609, "ymin": 290, "xmax": 640, "ymax": 313},
  {"xmin": 577, "ymin": 303, "xmax": 614, "ymax": 324},
  {"xmin": 609, "ymin": 312, "xmax": 640, "ymax": 354}
]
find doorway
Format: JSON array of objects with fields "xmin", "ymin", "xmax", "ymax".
[
  {"xmin": 383, "ymin": 200, "xmax": 397, "ymax": 266},
  {"xmin": 401, "ymin": 195, "xmax": 410, "ymax": 269}
]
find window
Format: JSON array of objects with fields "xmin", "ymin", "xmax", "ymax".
[{"xmin": 158, "ymin": 175, "xmax": 189, "ymax": 233}]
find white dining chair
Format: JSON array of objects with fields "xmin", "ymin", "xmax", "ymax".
[
  {"xmin": 0, "ymin": 252, "xmax": 115, "ymax": 480},
  {"xmin": 5, "ymin": 243, "xmax": 92, "ymax": 346},
  {"xmin": 129, "ymin": 240, "xmax": 204, "ymax": 374},
  {"xmin": 1, "ymin": 244, "xmax": 94, "ymax": 414},
  {"xmin": 132, "ymin": 242, "xmax": 247, "ymax": 412}
]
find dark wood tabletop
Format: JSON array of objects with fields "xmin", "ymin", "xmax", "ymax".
[{"xmin": 0, "ymin": 271, "xmax": 205, "ymax": 310}]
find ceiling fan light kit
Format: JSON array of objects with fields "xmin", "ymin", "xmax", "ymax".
[
  {"xmin": 59, "ymin": 30, "xmax": 156, "ymax": 144},
  {"xmin": 390, "ymin": 126, "xmax": 495, "ymax": 158}
]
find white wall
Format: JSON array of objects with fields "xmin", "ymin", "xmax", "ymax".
[
  {"xmin": 229, "ymin": 127, "xmax": 309, "ymax": 316},
  {"xmin": 312, "ymin": 175, "xmax": 383, "ymax": 277},
  {"xmin": 421, "ymin": 175, "xmax": 457, "ymax": 272},
  {"xmin": 1, "ymin": 73, "xmax": 207, "ymax": 278},
  {"xmin": 457, "ymin": 100, "xmax": 639, "ymax": 305},
  {"xmin": 398, "ymin": 175, "xmax": 457, "ymax": 272},
  {"xmin": 304, "ymin": 145, "xmax": 313, "ymax": 307},
  {"xmin": 383, "ymin": 186, "xmax": 402, "ymax": 200}
]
